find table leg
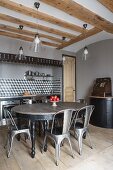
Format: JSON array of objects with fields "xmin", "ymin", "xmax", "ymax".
[
  {"xmin": 30, "ymin": 121, "xmax": 35, "ymax": 158},
  {"xmin": 17, "ymin": 116, "xmax": 21, "ymax": 141},
  {"xmin": 43, "ymin": 120, "xmax": 48, "ymax": 152},
  {"xmin": 38, "ymin": 121, "xmax": 41, "ymax": 136}
]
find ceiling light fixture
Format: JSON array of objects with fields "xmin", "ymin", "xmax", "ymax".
[
  {"xmin": 19, "ymin": 46, "xmax": 23, "ymax": 56},
  {"xmin": 83, "ymin": 24, "xmax": 88, "ymax": 61},
  {"xmin": 17, "ymin": 46, "xmax": 24, "ymax": 60},
  {"xmin": 34, "ymin": 33, "xmax": 40, "ymax": 52},
  {"xmin": 33, "ymin": 2, "xmax": 41, "ymax": 52},
  {"xmin": 34, "ymin": 2, "xmax": 40, "ymax": 9}
]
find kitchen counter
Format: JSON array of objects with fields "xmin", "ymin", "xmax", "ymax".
[{"xmin": 0, "ymin": 95, "xmax": 36, "ymax": 101}]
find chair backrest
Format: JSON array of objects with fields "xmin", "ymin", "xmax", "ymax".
[
  {"xmin": 77, "ymin": 105, "xmax": 95, "ymax": 128},
  {"xmin": 51, "ymin": 109, "xmax": 78, "ymax": 134},
  {"xmin": 4, "ymin": 108, "xmax": 18, "ymax": 130}
]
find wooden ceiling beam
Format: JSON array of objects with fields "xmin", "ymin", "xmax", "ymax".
[
  {"xmin": 0, "ymin": 24, "xmax": 62, "ymax": 43},
  {"xmin": 0, "ymin": 30, "xmax": 33, "ymax": 42},
  {"xmin": 42, "ymin": 41, "xmax": 59, "ymax": 47},
  {"xmin": 57, "ymin": 27, "xmax": 101, "ymax": 49},
  {"xmin": 0, "ymin": 0, "xmax": 83, "ymax": 33},
  {"xmin": 0, "ymin": 13, "xmax": 76, "ymax": 39},
  {"xmin": 97, "ymin": 0, "xmax": 113, "ymax": 13},
  {"xmin": 41, "ymin": 0, "xmax": 113, "ymax": 34},
  {"xmin": 0, "ymin": 30, "xmax": 59, "ymax": 47}
]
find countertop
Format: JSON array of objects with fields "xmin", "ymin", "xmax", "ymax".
[
  {"xmin": 0, "ymin": 94, "xmax": 60, "ymax": 101},
  {"xmin": 0, "ymin": 95, "xmax": 36, "ymax": 101}
]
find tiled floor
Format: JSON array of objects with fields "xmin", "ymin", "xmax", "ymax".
[{"xmin": 0, "ymin": 125, "xmax": 113, "ymax": 170}]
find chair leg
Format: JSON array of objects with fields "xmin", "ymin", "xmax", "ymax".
[
  {"xmin": 7, "ymin": 134, "xmax": 14, "ymax": 158},
  {"xmin": 42, "ymin": 134, "xmax": 47, "ymax": 152},
  {"xmin": 67, "ymin": 135, "xmax": 74, "ymax": 158},
  {"xmin": 87, "ymin": 131, "xmax": 93, "ymax": 149},
  {"xmin": 77, "ymin": 131, "xmax": 83, "ymax": 155},
  {"xmin": 4, "ymin": 132, "xmax": 9, "ymax": 149},
  {"xmin": 26, "ymin": 130, "xmax": 31, "ymax": 141},
  {"xmin": 6, "ymin": 133, "xmax": 10, "ymax": 156},
  {"xmin": 73, "ymin": 125, "xmax": 76, "ymax": 138},
  {"xmin": 55, "ymin": 143, "xmax": 60, "ymax": 166}
]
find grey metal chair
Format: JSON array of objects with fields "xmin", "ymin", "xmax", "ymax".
[
  {"xmin": 4, "ymin": 108, "xmax": 31, "ymax": 158},
  {"xmin": 72, "ymin": 105, "xmax": 95, "ymax": 155},
  {"xmin": 42, "ymin": 109, "xmax": 78, "ymax": 166}
]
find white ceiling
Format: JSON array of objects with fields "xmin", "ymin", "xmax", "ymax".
[
  {"xmin": 64, "ymin": 31, "xmax": 113, "ymax": 53},
  {"xmin": 0, "ymin": 0, "xmax": 113, "ymax": 53}
]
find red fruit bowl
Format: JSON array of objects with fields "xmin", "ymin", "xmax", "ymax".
[{"xmin": 50, "ymin": 96, "xmax": 60, "ymax": 106}]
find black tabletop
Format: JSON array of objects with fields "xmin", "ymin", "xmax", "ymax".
[{"xmin": 12, "ymin": 102, "xmax": 85, "ymax": 116}]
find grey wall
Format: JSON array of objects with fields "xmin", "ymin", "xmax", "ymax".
[
  {"xmin": 76, "ymin": 39, "xmax": 113, "ymax": 101},
  {"xmin": 0, "ymin": 36, "xmax": 75, "ymax": 81},
  {"xmin": 2, "ymin": 36, "xmax": 113, "ymax": 101},
  {"xmin": 0, "ymin": 36, "xmax": 75, "ymax": 60}
]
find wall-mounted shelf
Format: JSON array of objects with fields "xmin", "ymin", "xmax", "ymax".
[
  {"xmin": 32, "ymin": 75, "xmax": 53, "ymax": 77},
  {"xmin": 25, "ymin": 75, "xmax": 53, "ymax": 80},
  {"xmin": 0, "ymin": 52, "xmax": 63, "ymax": 67}
]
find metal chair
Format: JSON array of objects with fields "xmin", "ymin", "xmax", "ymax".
[
  {"xmin": 42, "ymin": 109, "xmax": 78, "ymax": 166},
  {"xmin": 4, "ymin": 108, "xmax": 31, "ymax": 158},
  {"xmin": 72, "ymin": 105, "xmax": 95, "ymax": 155}
]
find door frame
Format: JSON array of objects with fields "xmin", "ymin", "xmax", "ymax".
[{"xmin": 62, "ymin": 54, "xmax": 76, "ymax": 102}]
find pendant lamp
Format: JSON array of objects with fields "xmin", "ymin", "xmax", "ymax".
[
  {"xmin": 83, "ymin": 24, "xmax": 88, "ymax": 60},
  {"xmin": 33, "ymin": 2, "xmax": 41, "ymax": 52}
]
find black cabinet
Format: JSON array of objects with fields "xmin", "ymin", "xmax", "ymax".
[{"xmin": 90, "ymin": 96, "xmax": 113, "ymax": 128}]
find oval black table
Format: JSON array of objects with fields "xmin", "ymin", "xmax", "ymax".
[{"xmin": 12, "ymin": 102, "xmax": 85, "ymax": 158}]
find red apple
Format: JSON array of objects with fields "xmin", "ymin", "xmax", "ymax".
[
  {"xmin": 50, "ymin": 98, "xmax": 53, "ymax": 102},
  {"xmin": 50, "ymin": 96, "xmax": 54, "ymax": 101},
  {"xmin": 54, "ymin": 96, "xmax": 56, "ymax": 99},
  {"xmin": 56, "ymin": 97, "xmax": 59, "ymax": 102}
]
